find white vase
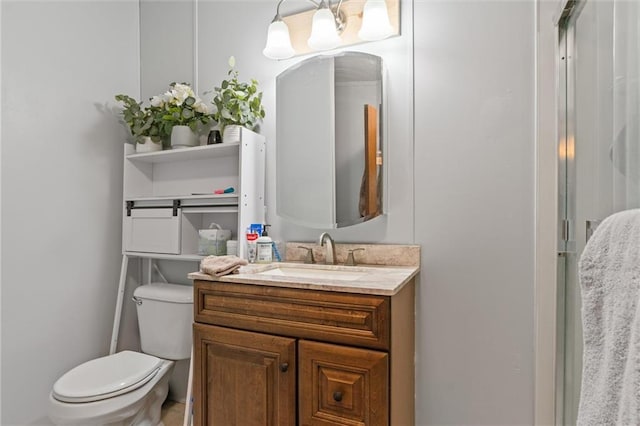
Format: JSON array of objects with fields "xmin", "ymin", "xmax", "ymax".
[
  {"xmin": 136, "ymin": 136, "xmax": 162, "ymax": 153},
  {"xmin": 222, "ymin": 125, "xmax": 242, "ymax": 144},
  {"xmin": 171, "ymin": 125, "xmax": 198, "ymax": 149}
]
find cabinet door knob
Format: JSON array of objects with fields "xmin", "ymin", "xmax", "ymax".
[
  {"xmin": 333, "ymin": 391, "xmax": 343, "ymax": 402},
  {"xmin": 279, "ymin": 362, "xmax": 289, "ymax": 372}
]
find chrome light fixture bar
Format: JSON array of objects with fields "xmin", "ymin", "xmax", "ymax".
[{"xmin": 263, "ymin": 0, "xmax": 399, "ymax": 60}]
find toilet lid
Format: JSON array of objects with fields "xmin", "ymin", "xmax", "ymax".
[{"xmin": 52, "ymin": 351, "xmax": 163, "ymax": 403}]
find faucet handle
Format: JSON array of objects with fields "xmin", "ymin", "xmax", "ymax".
[
  {"xmin": 344, "ymin": 248, "xmax": 365, "ymax": 266},
  {"xmin": 298, "ymin": 246, "xmax": 315, "ymax": 264}
]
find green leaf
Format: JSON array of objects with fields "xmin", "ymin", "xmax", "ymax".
[
  {"xmin": 221, "ymin": 108, "xmax": 233, "ymax": 120},
  {"xmin": 206, "ymin": 63, "xmax": 264, "ymax": 129},
  {"xmin": 141, "ymin": 117, "xmax": 153, "ymax": 132}
]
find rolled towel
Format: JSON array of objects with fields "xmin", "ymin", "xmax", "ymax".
[
  {"xmin": 577, "ymin": 208, "xmax": 640, "ymax": 425},
  {"xmin": 200, "ymin": 255, "xmax": 248, "ymax": 277}
]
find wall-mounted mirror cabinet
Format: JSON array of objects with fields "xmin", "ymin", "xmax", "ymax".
[{"xmin": 276, "ymin": 52, "xmax": 385, "ymax": 229}]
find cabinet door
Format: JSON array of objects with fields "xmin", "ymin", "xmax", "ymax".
[
  {"xmin": 123, "ymin": 208, "xmax": 181, "ymax": 254},
  {"xmin": 299, "ymin": 340, "xmax": 388, "ymax": 426},
  {"xmin": 193, "ymin": 324, "xmax": 296, "ymax": 426}
]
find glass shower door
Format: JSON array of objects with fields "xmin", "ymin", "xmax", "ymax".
[{"xmin": 558, "ymin": 0, "xmax": 640, "ymax": 424}]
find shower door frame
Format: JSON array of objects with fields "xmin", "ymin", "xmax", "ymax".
[
  {"xmin": 555, "ymin": 0, "xmax": 601, "ymax": 424},
  {"xmin": 534, "ymin": 0, "xmax": 585, "ymax": 424},
  {"xmin": 556, "ymin": 5, "xmax": 580, "ymax": 424},
  {"xmin": 556, "ymin": 16, "xmax": 570, "ymax": 426}
]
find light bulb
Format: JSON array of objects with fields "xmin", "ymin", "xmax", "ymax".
[
  {"xmin": 358, "ymin": 0, "xmax": 393, "ymax": 41},
  {"xmin": 308, "ymin": 6, "xmax": 340, "ymax": 51},
  {"xmin": 263, "ymin": 19, "xmax": 295, "ymax": 59}
]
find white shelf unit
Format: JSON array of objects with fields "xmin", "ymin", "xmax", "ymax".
[
  {"xmin": 111, "ymin": 128, "xmax": 266, "ymax": 355},
  {"xmin": 122, "ymin": 129, "xmax": 266, "ymax": 259}
]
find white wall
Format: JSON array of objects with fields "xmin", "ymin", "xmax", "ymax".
[
  {"xmin": 0, "ymin": 1, "xmax": 4, "ymax": 422},
  {"xmin": 140, "ymin": 0, "xmax": 195, "ymax": 100},
  {"xmin": 414, "ymin": 1, "xmax": 536, "ymax": 424},
  {"xmin": 1, "ymin": 1, "xmax": 139, "ymax": 424},
  {"xmin": 195, "ymin": 0, "xmax": 415, "ymax": 245}
]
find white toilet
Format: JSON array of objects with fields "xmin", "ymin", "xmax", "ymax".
[{"xmin": 49, "ymin": 283, "xmax": 193, "ymax": 426}]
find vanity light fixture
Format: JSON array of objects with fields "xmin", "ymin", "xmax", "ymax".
[
  {"xmin": 263, "ymin": 0, "xmax": 295, "ymax": 59},
  {"xmin": 263, "ymin": 0, "xmax": 399, "ymax": 60}
]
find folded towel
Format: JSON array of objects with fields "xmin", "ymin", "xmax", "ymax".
[
  {"xmin": 200, "ymin": 255, "xmax": 248, "ymax": 277},
  {"xmin": 577, "ymin": 209, "xmax": 640, "ymax": 426}
]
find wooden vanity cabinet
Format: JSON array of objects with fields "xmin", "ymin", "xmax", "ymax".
[
  {"xmin": 193, "ymin": 324, "xmax": 296, "ymax": 425},
  {"xmin": 192, "ymin": 279, "xmax": 415, "ymax": 426}
]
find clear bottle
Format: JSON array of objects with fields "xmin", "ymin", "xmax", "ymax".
[
  {"xmin": 256, "ymin": 225, "xmax": 273, "ymax": 264},
  {"xmin": 246, "ymin": 224, "xmax": 261, "ymax": 263}
]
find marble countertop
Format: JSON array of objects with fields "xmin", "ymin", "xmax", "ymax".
[{"xmin": 188, "ymin": 262, "xmax": 419, "ymax": 296}]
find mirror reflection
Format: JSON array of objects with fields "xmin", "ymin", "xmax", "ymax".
[{"xmin": 276, "ymin": 52, "xmax": 385, "ymax": 228}]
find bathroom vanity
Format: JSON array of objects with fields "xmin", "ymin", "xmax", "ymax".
[{"xmin": 189, "ymin": 244, "xmax": 419, "ymax": 426}]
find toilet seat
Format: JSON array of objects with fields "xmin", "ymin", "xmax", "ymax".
[{"xmin": 52, "ymin": 351, "xmax": 163, "ymax": 403}]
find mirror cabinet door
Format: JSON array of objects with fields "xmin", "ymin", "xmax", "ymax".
[
  {"xmin": 276, "ymin": 52, "xmax": 385, "ymax": 229},
  {"xmin": 276, "ymin": 56, "xmax": 337, "ymax": 228}
]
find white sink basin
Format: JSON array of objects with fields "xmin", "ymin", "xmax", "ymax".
[{"xmin": 256, "ymin": 265, "xmax": 367, "ymax": 281}]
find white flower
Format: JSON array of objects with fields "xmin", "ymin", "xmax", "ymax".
[
  {"xmin": 163, "ymin": 89, "xmax": 176, "ymax": 104},
  {"xmin": 150, "ymin": 95, "xmax": 164, "ymax": 107},
  {"xmin": 193, "ymin": 100, "xmax": 211, "ymax": 114},
  {"xmin": 161, "ymin": 93, "xmax": 172, "ymax": 104},
  {"xmin": 174, "ymin": 83, "xmax": 194, "ymax": 95},
  {"xmin": 167, "ymin": 83, "xmax": 195, "ymax": 106}
]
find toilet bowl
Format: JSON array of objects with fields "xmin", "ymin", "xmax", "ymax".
[
  {"xmin": 49, "ymin": 351, "xmax": 174, "ymax": 426},
  {"xmin": 48, "ymin": 283, "xmax": 193, "ymax": 426}
]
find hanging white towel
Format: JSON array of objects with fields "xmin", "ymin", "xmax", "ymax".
[{"xmin": 577, "ymin": 209, "xmax": 640, "ymax": 426}]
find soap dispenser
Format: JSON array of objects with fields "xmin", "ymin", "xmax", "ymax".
[{"xmin": 256, "ymin": 224, "xmax": 273, "ymax": 264}]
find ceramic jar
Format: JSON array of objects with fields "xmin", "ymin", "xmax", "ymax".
[
  {"xmin": 136, "ymin": 136, "xmax": 162, "ymax": 153},
  {"xmin": 171, "ymin": 125, "xmax": 198, "ymax": 149}
]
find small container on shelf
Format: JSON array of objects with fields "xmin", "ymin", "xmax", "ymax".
[
  {"xmin": 198, "ymin": 223, "xmax": 231, "ymax": 256},
  {"xmin": 226, "ymin": 240, "xmax": 238, "ymax": 256}
]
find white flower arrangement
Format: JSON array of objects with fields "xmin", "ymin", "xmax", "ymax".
[{"xmin": 152, "ymin": 82, "xmax": 213, "ymax": 133}]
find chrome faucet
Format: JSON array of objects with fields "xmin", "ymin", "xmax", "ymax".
[{"xmin": 318, "ymin": 232, "xmax": 336, "ymax": 265}]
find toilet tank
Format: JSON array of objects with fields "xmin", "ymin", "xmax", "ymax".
[{"xmin": 133, "ymin": 283, "xmax": 193, "ymax": 360}]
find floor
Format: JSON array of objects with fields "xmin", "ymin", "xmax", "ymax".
[{"xmin": 161, "ymin": 400, "xmax": 187, "ymax": 426}]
